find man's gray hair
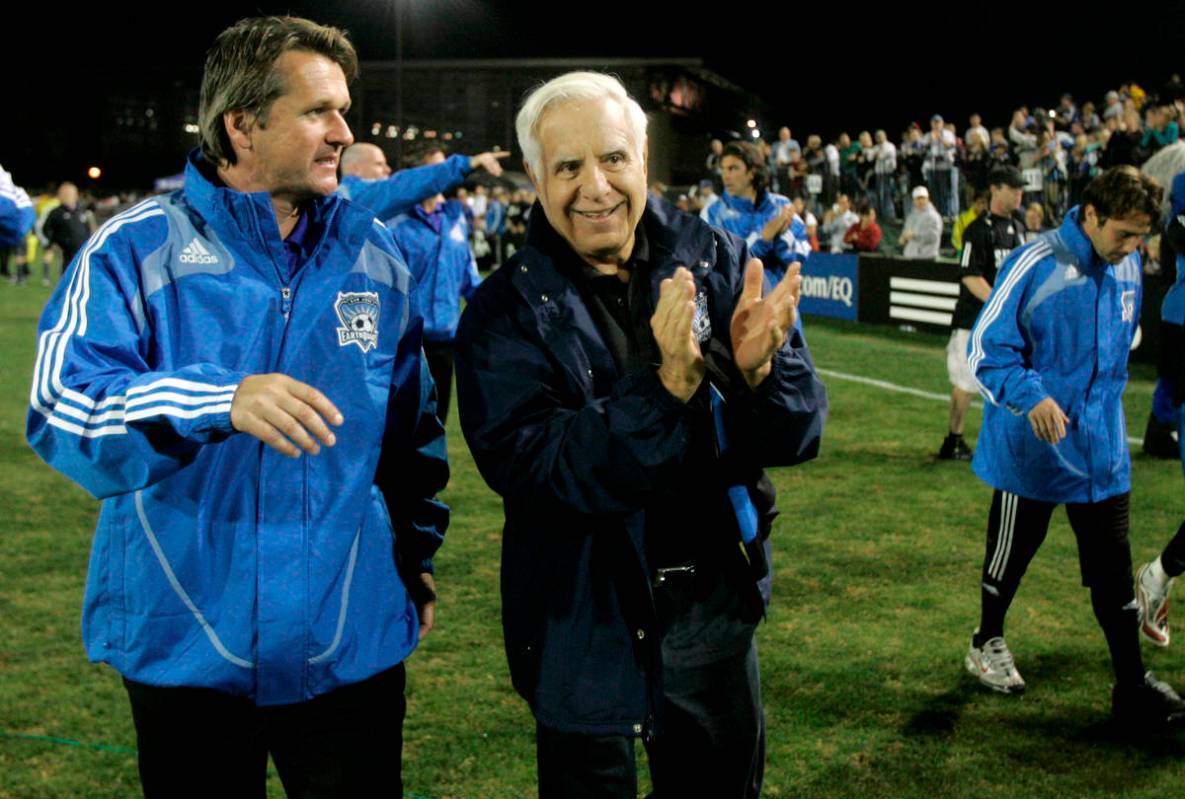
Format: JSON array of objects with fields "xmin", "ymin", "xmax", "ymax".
[
  {"xmin": 198, "ymin": 16, "xmax": 358, "ymax": 166},
  {"xmin": 516, "ymin": 71, "xmax": 647, "ymax": 179}
]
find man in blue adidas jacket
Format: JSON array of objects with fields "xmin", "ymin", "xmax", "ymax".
[
  {"xmin": 455, "ymin": 72, "xmax": 826, "ymax": 798},
  {"xmin": 963, "ymin": 165, "xmax": 1184, "ymax": 726},
  {"xmin": 26, "ymin": 17, "xmax": 447, "ymax": 797},
  {"xmin": 704, "ymin": 140, "xmax": 810, "ymax": 284}
]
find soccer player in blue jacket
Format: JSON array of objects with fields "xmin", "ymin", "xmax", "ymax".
[{"xmin": 964, "ymin": 166, "xmax": 1185, "ymax": 726}]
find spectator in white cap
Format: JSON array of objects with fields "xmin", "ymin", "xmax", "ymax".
[{"xmin": 899, "ymin": 185, "xmax": 943, "ymax": 259}]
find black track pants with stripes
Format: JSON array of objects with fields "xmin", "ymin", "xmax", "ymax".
[{"xmin": 975, "ymin": 489, "xmax": 1143, "ymax": 683}]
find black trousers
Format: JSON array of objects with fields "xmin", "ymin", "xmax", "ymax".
[
  {"xmin": 536, "ymin": 573, "xmax": 764, "ymax": 799},
  {"xmin": 980, "ymin": 489, "xmax": 1133, "ymax": 594},
  {"xmin": 977, "ymin": 489, "xmax": 1143, "ymax": 683},
  {"xmin": 123, "ymin": 663, "xmax": 406, "ymax": 799},
  {"xmin": 423, "ymin": 339, "xmax": 454, "ymax": 425}
]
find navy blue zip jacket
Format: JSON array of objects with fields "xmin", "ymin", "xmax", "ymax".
[{"xmin": 454, "ymin": 197, "xmax": 826, "ymax": 735}]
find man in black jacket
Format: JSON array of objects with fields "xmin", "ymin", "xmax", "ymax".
[
  {"xmin": 39, "ymin": 182, "xmax": 95, "ymax": 277},
  {"xmin": 454, "ymin": 71, "xmax": 827, "ymax": 799}
]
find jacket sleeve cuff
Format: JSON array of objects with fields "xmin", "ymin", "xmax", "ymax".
[{"xmin": 1012, "ymin": 380, "xmax": 1049, "ymax": 416}]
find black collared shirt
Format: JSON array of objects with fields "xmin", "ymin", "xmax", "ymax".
[{"xmin": 562, "ymin": 223, "xmax": 660, "ymax": 377}]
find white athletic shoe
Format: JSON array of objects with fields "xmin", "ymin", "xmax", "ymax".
[
  {"xmin": 965, "ymin": 635, "xmax": 1025, "ymax": 694},
  {"xmin": 1136, "ymin": 562, "xmax": 1173, "ymax": 648}
]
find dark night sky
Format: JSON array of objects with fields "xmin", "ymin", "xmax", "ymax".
[{"xmin": 5, "ymin": 1, "xmax": 1185, "ymax": 187}]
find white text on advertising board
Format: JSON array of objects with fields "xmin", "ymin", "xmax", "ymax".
[{"xmin": 801, "ymin": 275, "xmax": 853, "ymax": 307}]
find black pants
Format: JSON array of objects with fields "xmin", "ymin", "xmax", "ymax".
[
  {"xmin": 1159, "ymin": 519, "xmax": 1185, "ymax": 577},
  {"xmin": 980, "ymin": 490, "xmax": 1133, "ymax": 594},
  {"xmin": 536, "ymin": 573, "xmax": 763, "ymax": 799},
  {"xmin": 977, "ymin": 489, "xmax": 1143, "ymax": 683},
  {"xmin": 123, "ymin": 663, "xmax": 406, "ymax": 799},
  {"xmin": 423, "ymin": 339, "xmax": 454, "ymax": 425}
]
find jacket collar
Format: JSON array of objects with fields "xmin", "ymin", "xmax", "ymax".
[
  {"xmin": 1055, "ymin": 205, "xmax": 1105, "ymax": 271},
  {"xmin": 510, "ymin": 196, "xmax": 718, "ymax": 386},
  {"xmin": 182, "ymin": 150, "xmax": 347, "ymax": 281},
  {"xmin": 720, "ymin": 190, "xmax": 769, "ymax": 214},
  {"xmin": 516, "ymin": 196, "xmax": 717, "ymax": 298}
]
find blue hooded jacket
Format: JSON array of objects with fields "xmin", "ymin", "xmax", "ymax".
[{"xmin": 969, "ymin": 206, "xmax": 1142, "ymax": 503}]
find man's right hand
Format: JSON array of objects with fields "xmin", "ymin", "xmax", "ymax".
[
  {"xmin": 651, "ymin": 266, "xmax": 704, "ymax": 402},
  {"xmin": 231, "ymin": 374, "xmax": 344, "ymax": 457},
  {"xmin": 1027, "ymin": 396, "xmax": 1069, "ymax": 443}
]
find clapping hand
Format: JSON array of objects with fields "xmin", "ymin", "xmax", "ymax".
[{"xmin": 731, "ymin": 259, "xmax": 801, "ymax": 389}]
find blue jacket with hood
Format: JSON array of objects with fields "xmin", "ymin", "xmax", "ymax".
[
  {"xmin": 27, "ymin": 152, "xmax": 449, "ymax": 706},
  {"xmin": 969, "ymin": 206, "xmax": 1142, "ymax": 503}
]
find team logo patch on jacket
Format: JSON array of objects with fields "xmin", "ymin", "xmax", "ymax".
[
  {"xmin": 1121, "ymin": 289, "xmax": 1136, "ymax": 322},
  {"xmin": 335, "ymin": 291, "xmax": 380, "ymax": 352},
  {"xmin": 693, "ymin": 287, "xmax": 712, "ymax": 343}
]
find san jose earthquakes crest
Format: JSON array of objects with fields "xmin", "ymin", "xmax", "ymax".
[
  {"xmin": 692, "ymin": 287, "xmax": 712, "ymax": 343},
  {"xmin": 335, "ymin": 291, "xmax": 380, "ymax": 352}
]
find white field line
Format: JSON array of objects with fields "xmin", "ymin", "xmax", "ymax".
[{"xmin": 815, "ymin": 368, "xmax": 1145, "ymax": 448}]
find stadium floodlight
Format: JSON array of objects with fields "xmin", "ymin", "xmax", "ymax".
[
  {"xmin": 746, "ymin": 119, "xmax": 757, "ymax": 128},
  {"xmin": 751, "ymin": 129, "xmax": 761, "ymax": 139},
  {"xmin": 87, "ymin": 167, "xmax": 101, "ymax": 180}
]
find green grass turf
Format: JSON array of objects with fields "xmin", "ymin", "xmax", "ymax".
[{"xmin": 3, "ymin": 282, "xmax": 1185, "ymax": 797}]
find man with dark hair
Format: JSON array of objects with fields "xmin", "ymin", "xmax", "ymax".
[
  {"xmin": 455, "ymin": 71, "xmax": 826, "ymax": 798},
  {"xmin": 705, "ymin": 140, "xmax": 809, "ymax": 282},
  {"xmin": 27, "ymin": 16, "xmax": 448, "ymax": 796},
  {"xmin": 962, "ymin": 166, "xmax": 1185, "ymax": 726},
  {"xmin": 842, "ymin": 201, "xmax": 881, "ymax": 252},
  {"xmin": 938, "ymin": 166, "xmax": 1025, "ymax": 461}
]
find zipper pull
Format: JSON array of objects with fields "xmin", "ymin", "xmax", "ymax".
[{"xmin": 280, "ymin": 287, "xmax": 292, "ymax": 320}]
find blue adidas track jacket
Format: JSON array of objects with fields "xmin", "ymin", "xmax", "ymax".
[
  {"xmin": 703, "ymin": 189, "xmax": 810, "ymax": 283},
  {"xmin": 0, "ymin": 165, "xmax": 34, "ymax": 248},
  {"xmin": 27, "ymin": 152, "xmax": 449, "ymax": 705},
  {"xmin": 969, "ymin": 206, "xmax": 1142, "ymax": 504}
]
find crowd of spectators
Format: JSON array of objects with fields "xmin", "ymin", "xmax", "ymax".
[
  {"xmin": 683, "ymin": 76, "xmax": 1185, "ymax": 259},
  {"xmin": 7, "ymin": 77, "xmax": 1184, "ymax": 281}
]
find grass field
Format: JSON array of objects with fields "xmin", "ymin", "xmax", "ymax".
[{"xmin": 4, "ymin": 279, "xmax": 1185, "ymax": 798}]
